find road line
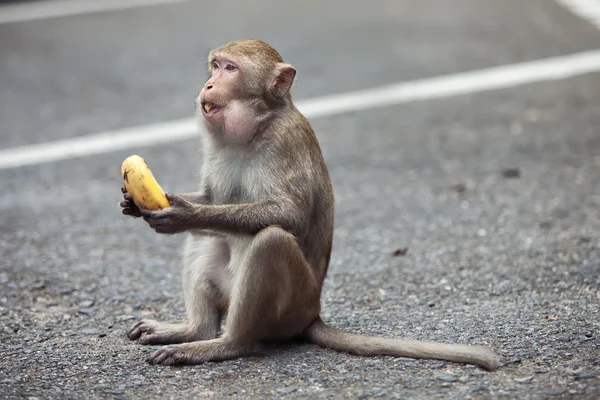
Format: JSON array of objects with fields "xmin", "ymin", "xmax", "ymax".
[
  {"xmin": 0, "ymin": 0, "xmax": 191, "ymax": 25},
  {"xmin": 2, "ymin": 49, "xmax": 600, "ymax": 170},
  {"xmin": 555, "ymin": 0, "xmax": 600, "ymax": 30}
]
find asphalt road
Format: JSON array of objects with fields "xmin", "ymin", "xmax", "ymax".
[{"xmin": 1, "ymin": 0, "xmax": 599, "ymax": 399}]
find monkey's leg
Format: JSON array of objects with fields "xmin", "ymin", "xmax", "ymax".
[
  {"xmin": 128, "ymin": 236, "xmax": 230, "ymax": 345},
  {"xmin": 147, "ymin": 226, "xmax": 320, "ymax": 365}
]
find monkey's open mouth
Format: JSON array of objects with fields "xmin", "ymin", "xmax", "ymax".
[{"xmin": 203, "ymin": 102, "xmax": 221, "ymax": 115}]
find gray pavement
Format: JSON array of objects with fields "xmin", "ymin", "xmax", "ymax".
[{"xmin": 1, "ymin": 0, "xmax": 599, "ymax": 399}]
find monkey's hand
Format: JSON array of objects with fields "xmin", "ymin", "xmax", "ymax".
[
  {"xmin": 140, "ymin": 193, "xmax": 197, "ymax": 234},
  {"xmin": 120, "ymin": 187, "xmax": 142, "ymax": 218}
]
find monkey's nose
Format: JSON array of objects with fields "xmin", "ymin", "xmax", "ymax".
[{"xmin": 206, "ymin": 84, "xmax": 213, "ymax": 90}]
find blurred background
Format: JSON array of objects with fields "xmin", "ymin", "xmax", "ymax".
[
  {"xmin": 1, "ymin": 0, "xmax": 599, "ymax": 398},
  {"xmin": 3, "ymin": 0, "xmax": 599, "ymax": 150}
]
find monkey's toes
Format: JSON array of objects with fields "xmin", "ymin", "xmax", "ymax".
[
  {"xmin": 147, "ymin": 344, "xmax": 208, "ymax": 365},
  {"xmin": 138, "ymin": 332, "xmax": 176, "ymax": 345},
  {"xmin": 147, "ymin": 346, "xmax": 186, "ymax": 365},
  {"xmin": 127, "ymin": 319, "xmax": 156, "ymax": 340}
]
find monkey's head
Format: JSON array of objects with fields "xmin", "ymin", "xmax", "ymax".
[{"xmin": 197, "ymin": 39, "xmax": 297, "ymax": 144}]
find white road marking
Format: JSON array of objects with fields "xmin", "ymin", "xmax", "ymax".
[
  {"xmin": 2, "ymin": 49, "xmax": 600, "ymax": 170},
  {"xmin": 555, "ymin": 0, "xmax": 600, "ymax": 29},
  {"xmin": 0, "ymin": 0, "xmax": 191, "ymax": 25},
  {"xmin": 297, "ymin": 49, "xmax": 600, "ymax": 119},
  {"xmin": 0, "ymin": 119, "xmax": 198, "ymax": 170}
]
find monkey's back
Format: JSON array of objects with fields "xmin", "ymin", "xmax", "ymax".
[{"xmin": 285, "ymin": 110, "xmax": 335, "ymax": 287}]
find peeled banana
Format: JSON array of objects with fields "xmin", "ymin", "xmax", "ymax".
[{"xmin": 121, "ymin": 155, "xmax": 171, "ymax": 210}]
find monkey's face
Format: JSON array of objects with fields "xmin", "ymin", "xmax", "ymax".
[
  {"xmin": 196, "ymin": 44, "xmax": 296, "ymax": 144},
  {"xmin": 196, "ymin": 52, "xmax": 267, "ymax": 144},
  {"xmin": 198, "ymin": 54, "xmax": 239, "ymax": 123}
]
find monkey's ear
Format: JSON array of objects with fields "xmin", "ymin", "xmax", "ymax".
[{"xmin": 272, "ymin": 63, "xmax": 296, "ymax": 97}]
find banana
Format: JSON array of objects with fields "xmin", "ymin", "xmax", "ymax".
[{"xmin": 121, "ymin": 155, "xmax": 171, "ymax": 210}]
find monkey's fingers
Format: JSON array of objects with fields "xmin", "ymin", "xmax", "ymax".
[
  {"xmin": 122, "ymin": 210, "xmax": 140, "ymax": 217},
  {"xmin": 120, "ymin": 198, "xmax": 139, "ymax": 210},
  {"xmin": 147, "ymin": 347, "xmax": 172, "ymax": 364},
  {"xmin": 121, "ymin": 186, "xmax": 128, "ymax": 194},
  {"xmin": 120, "ymin": 191, "xmax": 143, "ymax": 217},
  {"xmin": 127, "ymin": 319, "xmax": 145, "ymax": 332},
  {"xmin": 129, "ymin": 328, "xmax": 149, "ymax": 340},
  {"xmin": 142, "ymin": 212, "xmax": 169, "ymax": 221},
  {"xmin": 140, "ymin": 208, "xmax": 161, "ymax": 219},
  {"xmin": 154, "ymin": 228, "xmax": 177, "ymax": 235},
  {"xmin": 121, "ymin": 205, "xmax": 142, "ymax": 218},
  {"xmin": 142, "ymin": 212, "xmax": 171, "ymax": 226},
  {"xmin": 164, "ymin": 193, "xmax": 190, "ymax": 207},
  {"xmin": 153, "ymin": 220, "xmax": 182, "ymax": 234},
  {"xmin": 128, "ymin": 327, "xmax": 142, "ymax": 340},
  {"xmin": 127, "ymin": 320, "xmax": 152, "ymax": 339}
]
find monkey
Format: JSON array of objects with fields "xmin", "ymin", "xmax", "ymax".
[{"xmin": 119, "ymin": 39, "xmax": 501, "ymax": 371}]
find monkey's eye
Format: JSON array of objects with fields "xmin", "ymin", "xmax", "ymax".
[
  {"xmin": 211, "ymin": 62, "xmax": 219, "ymax": 70},
  {"xmin": 225, "ymin": 64, "xmax": 236, "ymax": 72}
]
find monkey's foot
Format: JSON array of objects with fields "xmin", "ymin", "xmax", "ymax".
[
  {"xmin": 147, "ymin": 338, "xmax": 252, "ymax": 365},
  {"xmin": 127, "ymin": 319, "xmax": 214, "ymax": 345}
]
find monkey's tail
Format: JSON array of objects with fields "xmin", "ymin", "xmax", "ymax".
[{"xmin": 304, "ymin": 316, "xmax": 501, "ymax": 371}]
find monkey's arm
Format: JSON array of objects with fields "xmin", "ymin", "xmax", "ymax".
[
  {"xmin": 193, "ymin": 200, "xmax": 308, "ymax": 237},
  {"xmin": 141, "ymin": 195, "xmax": 309, "ymax": 238},
  {"xmin": 171, "ymin": 177, "xmax": 212, "ymax": 205},
  {"xmin": 176, "ymin": 191, "xmax": 211, "ymax": 205}
]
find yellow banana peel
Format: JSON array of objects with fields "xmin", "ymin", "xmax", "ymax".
[{"xmin": 121, "ymin": 155, "xmax": 171, "ymax": 210}]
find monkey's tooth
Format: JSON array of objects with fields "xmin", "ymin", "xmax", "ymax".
[{"xmin": 204, "ymin": 103, "xmax": 214, "ymax": 113}]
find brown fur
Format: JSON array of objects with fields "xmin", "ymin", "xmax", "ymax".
[
  {"xmin": 210, "ymin": 39, "xmax": 284, "ymax": 66},
  {"xmin": 120, "ymin": 39, "xmax": 501, "ymax": 371}
]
